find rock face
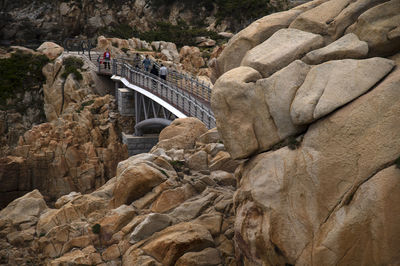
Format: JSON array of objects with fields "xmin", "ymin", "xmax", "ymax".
[
  {"xmin": 179, "ymin": 46, "xmax": 206, "ymax": 74},
  {"xmin": 241, "ymin": 28, "xmax": 324, "ymax": 78},
  {"xmin": 42, "ymin": 54, "xmax": 108, "ymax": 122},
  {"xmin": 36, "ymin": 42, "xmax": 64, "ymax": 60},
  {"xmin": 0, "ymin": 94, "xmax": 128, "ymax": 208},
  {"xmin": 346, "ymin": 0, "xmax": 400, "ymax": 57},
  {"xmin": 289, "ymin": 0, "xmax": 387, "ymax": 43},
  {"xmin": 0, "ymin": 118, "xmax": 239, "ymax": 265},
  {"xmin": 210, "ymin": 0, "xmax": 400, "ymax": 264},
  {"xmin": 235, "ymin": 64, "xmax": 400, "ymax": 265},
  {"xmin": 290, "ymin": 57, "xmax": 395, "ymax": 125},
  {"xmin": 302, "ymin": 33, "xmax": 369, "ymax": 64}
]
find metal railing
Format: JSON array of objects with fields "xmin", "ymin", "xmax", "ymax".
[
  {"xmin": 112, "ymin": 59, "xmax": 216, "ymax": 129},
  {"xmin": 62, "ymin": 38, "xmax": 216, "ymax": 128},
  {"xmin": 63, "ymin": 38, "xmax": 96, "ymax": 60}
]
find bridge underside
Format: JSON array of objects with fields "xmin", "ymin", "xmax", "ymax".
[
  {"xmin": 134, "ymin": 91, "xmax": 176, "ymax": 131},
  {"xmin": 134, "ymin": 118, "xmax": 172, "ymax": 136},
  {"xmin": 117, "ymin": 86, "xmax": 177, "ymax": 136}
]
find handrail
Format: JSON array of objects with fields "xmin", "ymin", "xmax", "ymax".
[
  {"xmin": 63, "ymin": 38, "xmax": 95, "ymax": 60},
  {"xmin": 112, "ymin": 59, "xmax": 216, "ymax": 129}
]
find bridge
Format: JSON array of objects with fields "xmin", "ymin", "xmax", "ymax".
[{"xmin": 64, "ymin": 39, "xmax": 216, "ymax": 154}]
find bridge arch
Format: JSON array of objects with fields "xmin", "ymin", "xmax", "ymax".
[{"xmin": 134, "ymin": 118, "xmax": 172, "ymax": 136}]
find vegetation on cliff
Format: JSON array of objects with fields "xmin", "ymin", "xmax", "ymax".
[
  {"xmin": 0, "ymin": 51, "xmax": 49, "ymax": 107},
  {"xmin": 149, "ymin": 0, "xmax": 289, "ymax": 26}
]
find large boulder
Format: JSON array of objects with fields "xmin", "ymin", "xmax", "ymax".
[
  {"xmin": 123, "ymin": 222, "xmax": 214, "ymax": 266},
  {"xmin": 291, "ymin": 57, "xmax": 395, "ymax": 125},
  {"xmin": 0, "ymin": 190, "xmax": 48, "ymax": 226},
  {"xmin": 241, "ymin": 28, "xmax": 324, "ymax": 78},
  {"xmin": 346, "ymin": 0, "xmax": 400, "ymax": 57},
  {"xmin": 175, "ymin": 248, "xmax": 222, "ymax": 266},
  {"xmin": 211, "ymin": 66, "xmax": 275, "ymax": 159},
  {"xmin": 111, "ymin": 154, "xmax": 169, "ymax": 207},
  {"xmin": 179, "ymin": 46, "xmax": 205, "ymax": 73},
  {"xmin": 212, "ymin": 61, "xmax": 311, "ymax": 159},
  {"xmin": 234, "ymin": 62, "xmax": 400, "ymax": 265},
  {"xmin": 298, "ymin": 165, "xmax": 400, "ymax": 265},
  {"xmin": 37, "ymin": 42, "xmax": 64, "ymax": 60},
  {"xmin": 210, "ymin": 0, "xmax": 330, "ymax": 82},
  {"xmin": 302, "ymin": 33, "xmax": 369, "ymax": 64},
  {"xmin": 210, "ymin": 9, "xmax": 302, "ymax": 82},
  {"xmin": 259, "ymin": 60, "xmax": 310, "ymax": 139},
  {"xmin": 289, "ymin": 0, "xmax": 387, "ymax": 43},
  {"xmin": 152, "ymin": 118, "xmax": 208, "ymax": 151}
]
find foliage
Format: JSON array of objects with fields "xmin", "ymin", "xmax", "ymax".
[
  {"xmin": 138, "ymin": 20, "xmax": 224, "ymax": 48},
  {"xmin": 99, "ymin": 23, "xmax": 137, "ymax": 40},
  {"xmin": 0, "ymin": 52, "xmax": 49, "ymax": 106},
  {"xmin": 170, "ymin": 160, "xmax": 185, "ymax": 171},
  {"xmin": 92, "ymin": 223, "xmax": 101, "ymax": 234},
  {"xmin": 77, "ymin": 99, "xmax": 94, "ymax": 113},
  {"xmin": 148, "ymin": 0, "xmax": 287, "ymax": 26},
  {"xmin": 100, "ymin": 20, "xmax": 225, "ymax": 48},
  {"xmin": 61, "ymin": 56, "xmax": 84, "ymax": 81},
  {"xmin": 121, "ymin": 47, "xmax": 129, "ymax": 53}
]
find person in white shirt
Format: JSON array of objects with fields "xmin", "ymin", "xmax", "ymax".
[{"xmin": 159, "ymin": 64, "xmax": 168, "ymax": 80}]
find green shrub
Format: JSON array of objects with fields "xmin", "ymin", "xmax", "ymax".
[
  {"xmin": 138, "ymin": 20, "xmax": 224, "ymax": 48},
  {"xmin": 92, "ymin": 223, "xmax": 101, "ymax": 234},
  {"xmin": 170, "ymin": 160, "xmax": 185, "ymax": 171},
  {"xmin": 0, "ymin": 52, "xmax": 49, "ymax": 106},
  {"xmin": 121, "ymin": 47, "xmax": 129, "ymax": 53},
  {"xmin": 99, "ymin": 24, "xmax": 138, "ymax": 40},
  {"xmin": 61, "ymin": 56, "xmax": 84, "ymax": 81},
  {"xmin": 77, "ymin": 99, "xmax": 94, "ymax": 113},
  {"xmin": 148, "ymin": 0, "xmax": 288, "ymax": 27}
]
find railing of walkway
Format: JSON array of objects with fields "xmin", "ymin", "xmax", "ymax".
[{"xmin": 112, "ymin": 59, "xmax": 216, "ymax": 129}]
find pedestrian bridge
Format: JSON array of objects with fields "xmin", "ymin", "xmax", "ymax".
[
  {"xmin": 107, "ymin": 59, "xmax": 216, "ymax": 133},
  {"xmin": 64, "ymin": 39, "xmax": 216, "ymax": 155}
]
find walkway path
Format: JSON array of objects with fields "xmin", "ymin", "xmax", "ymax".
[{"xmin": 63, "ymin": 50, "xmax": 216, "ymax": 129}]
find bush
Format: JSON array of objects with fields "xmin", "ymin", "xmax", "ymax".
[
  {"xmin": 138, "ymin": 20, "xmax": 224, "ymax": 48},
  {"xmin": 61, "ymin": 56, "xmax": 84, "ymax": 81},
  {"xmin": 395, "ymin": 156, "xmax": 400, "ymax": 169},
  {"xmin": 0, "ymin": 51, "xmax": 49, "ymax": 106},
  {"xmin": 148, "ymin": 0, "xmax": 287, "ymax": 27},
  {"xmin": 92, "ymin": 223, "xmax": 101, "ymax": 234},
  {"xmin": 99, "ymin": 24, "xmax": 138, "ymax": 40}
]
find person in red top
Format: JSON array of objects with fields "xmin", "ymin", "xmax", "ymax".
[{"xmin": 103, "ymin": 49, "xmax": 111, "ymax": 69}]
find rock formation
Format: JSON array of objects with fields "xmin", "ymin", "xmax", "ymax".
[
  {"xmin": 211, "ymin": 0, "xmax": 400, "ymax": 264},
  {"xmin": 0, "ymin": 118, "xmax": 240, "ymax": 265},
  {"xmin": 0, "ymin": 47, "xmax": 128, "ymax": 208}
]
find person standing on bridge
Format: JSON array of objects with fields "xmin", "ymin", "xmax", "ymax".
[
  {"xmin": 134, "ymin": 53, "xmax": 141, "ymax": 68},
  {"xmin": 143, "ymin": 55, "xmax": 151, "ymax": 72},
  {"xmin": 103, "ymin": 49, "xmax": 111, "ymax": 69},
  {"xmin": 159, "ymin": 64, "xmax": 168, "ymax": 80}
]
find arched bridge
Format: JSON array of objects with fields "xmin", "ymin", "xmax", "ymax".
[
  {"xmin": 64, "ymin": 39, "xmax": 215, "ymax": 154},
  {"xmin": 108, "ymin": 59, "xmax": 216, "ymax": 134}
]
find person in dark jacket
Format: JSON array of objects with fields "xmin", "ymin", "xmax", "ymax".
[{"xmin": 150, "ymin": 64, "xmax": 159, "ymax": 76}]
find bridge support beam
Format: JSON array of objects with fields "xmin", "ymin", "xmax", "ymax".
[
  {"xmin": 118, "ymin": 88, "xmax": 135, "ymax": 116},
  {"xmin": 122, "ymin": 133, "xmax": 159, "ymax": 156}
]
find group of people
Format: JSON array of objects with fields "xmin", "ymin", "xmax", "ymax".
[{"xmin": 102, "ymin": 49, "xmax": 167, "ymax": 80}]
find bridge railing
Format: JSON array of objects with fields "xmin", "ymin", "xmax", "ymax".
[
  {"xmin": 113, "ymin": 57, "xmax": 213, "ymax": 103},
  {"xmin": 112, "ymin": 59, "xmax": 216, "ymax": 129}
]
